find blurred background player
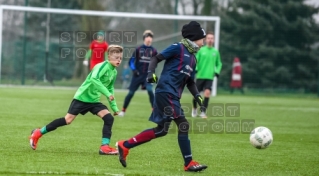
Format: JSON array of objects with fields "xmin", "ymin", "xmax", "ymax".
[
  {"xmin": 118, "ymin": 30, "xmax": 158, "ymax": 117},
  {"xmin": 29, "ymin": 45, "xmax": 123, "ymax": 155},
  {"xmin": 121, "ymin": 64, "xmax": 131, "ymax": 89},
  {"xmin": 83, "ymin": 31, "xmax": 109, "ymax": 70},
  {"xmin": 116, "ymin": 21, "xmax": 207, "ymax": 172},
  {"xmin": 192, "ymin": 32, "xmax": 222, "ymax": 118},
  {"xmin": 230, "ymin": 57, "xmax": 244, "ymax": 94}
]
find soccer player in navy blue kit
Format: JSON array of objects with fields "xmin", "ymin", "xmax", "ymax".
[
  {"xmin": 117, "ymin": 21, "xmax": 207, "ymax": 172},
  {"xmin": 118, "ymin": 30, "xmax": 158, "ymax": 117}
]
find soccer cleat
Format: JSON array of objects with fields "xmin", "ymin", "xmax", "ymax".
[
  {"xmin": 184, "ymin": 160, "xmax": 207, "ymax": 172},
  {"xmin": 99, "ymin": 145, "xmax": 118, "ymax": 155},
  {"xmin": 116, "ymin": 140, "xmax": 129, "ymax": 167},
  {"xmin": 118, "ymin": 111, "xmax": 125, "ymax": 117},
  {"xmin": 29, "ymin": 129, "xmax": 42, "ymax": 150},
  {"xmin": 191, "ymin": 108, "xmax": 198, "ymax": 117},
  {"xmin": 199, "ymin": 112, "xmax": 207, "ymax": 118}
]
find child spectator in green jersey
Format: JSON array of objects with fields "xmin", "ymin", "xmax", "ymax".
[{"xmin": 29, "ymin": 45, "xmax": 123, "ymax": 155}]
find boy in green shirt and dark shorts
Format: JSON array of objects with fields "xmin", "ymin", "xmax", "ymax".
[
  {"xmin": 192, "ymin": 32, "xmax": 222, "ymax": 118},
  {"xmin": 29, "ymin": 45, "xmax": 123, "ymax": 155}
]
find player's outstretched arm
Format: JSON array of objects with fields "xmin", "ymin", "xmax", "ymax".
[
  {"xmin": 83, "ymin": 49, "xmax": 92, "ymax": 66},
  {"xmin": 146, "ymin": 54, "xmax": 165, "ymax": 83},
  {"xmin": 129, "ymin": 56, "xmax": 140, "ymax": 76},
  {"xmin": 85, "ymin": 49, "xmax": 92, "ymax": 60},
  {"xmin": 106, "ymin": 74, "xmax": 119, "ymax": 113},
  {"xmin": 215, "ymin": 51, "xmax": 222, "ymax": 77},
  {"xmin": 147, "ymin": 54, "xmax": 165, "ymax": 73}
]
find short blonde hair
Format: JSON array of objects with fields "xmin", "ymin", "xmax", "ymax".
[
  {"xmin": 143, "ymin": 30, "xmax": 154, "ymax": 36},
  {"xmin": 107, "ymin": 45, "xmax": 123, "ymax": 54}
]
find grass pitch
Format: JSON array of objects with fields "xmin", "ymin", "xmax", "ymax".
[{"xmin": 0, "ymin": 86, "xmax": 318, "ymax": 176}]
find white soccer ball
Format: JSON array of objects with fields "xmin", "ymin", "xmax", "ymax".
[{"xmin": 249, "ymin": 126, "xmax": 273, "ymax": 149}]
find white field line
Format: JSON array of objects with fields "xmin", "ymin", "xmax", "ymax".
[{"xmin": 25, "ymin": 171, "xmax": 124, "ymax": 176}]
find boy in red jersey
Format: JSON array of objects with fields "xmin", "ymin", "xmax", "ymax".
[{"xmin": 83, "ymin": 31, "xmax": 109, "ymax": 70}]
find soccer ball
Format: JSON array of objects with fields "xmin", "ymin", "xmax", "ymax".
[{"xmin": 249, "ymin": 126, "xmax": 273, "ymax": 149}]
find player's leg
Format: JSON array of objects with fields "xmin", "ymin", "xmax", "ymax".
[
  {"xmin": 29, "ymin": 113, "xmax": 76, "ymax": 150},
  {"xmin": 200, "ymin": 79, "xmax": 213, "ymax": 118},
  {"xmin": 145, "ymin": 82, "xmax": 154, "ymax": 108},
  {"xmin": 174, "ymin": 117, "xmax": 207, "ymax": 172},
  {"xmin": 122, "ymin": 121, "xmax": 171, "ymax": 148},
  {"xmin": 93, "ymin": 105, "xmax": 118, "ymax": 155},
  {"xmin": 117, "ymin": 121, "xmax": 171, "ymax": 167},
  {"xmin": 174, "ymin": 97, "xmax": 208, "ymax": 171},
  {"xmin": 29, "ymin": 99, "xmax": 90, "ymax": 150},
  {"xmin": 116, "ymin": 93, "xmax": 172, "ymax": 167},
  {"xmin": 119, "ymin": 77, "xmax": 140, "ymax": 116},
  {"xmin": 192, "ymin": 79, "xmax": 204, "ymax": 117}
]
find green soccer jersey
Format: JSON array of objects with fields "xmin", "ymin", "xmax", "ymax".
[
  {"xmin": 74, "ymin": 61, "xmax": 119, "ymax": 112},
  {"xmin": 195, "ymin": 46, "xmax": 222, "ymax": 80}
]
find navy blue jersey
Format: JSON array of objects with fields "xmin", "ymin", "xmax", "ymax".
[
  {"xmin": 155, "ymin": 43, "xmax": 196, "ymax": 99},
  {"xmin": 129, "ymin": 44, "xmax": 158, "ymax": 75}
]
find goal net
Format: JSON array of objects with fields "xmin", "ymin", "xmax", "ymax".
[{"xmin": 0, "ymin": 5, "xmax": 220, "ymax": 95}]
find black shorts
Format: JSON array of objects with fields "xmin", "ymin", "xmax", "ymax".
[
  {"xmin": 196, "ymin": 79, "xmax": 213, "ymax": 92},
  {"xmin": 67, "ymin": 99, "xmax": 108, "ymax": 115}
]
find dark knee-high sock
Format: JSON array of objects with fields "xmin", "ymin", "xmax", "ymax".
[
  {"xmin": 40, "ymin": 117, "xmax": 67, "ymax": 135},
  {"xmin": 123, "ymin": 129, "xmax": 156, "ymax": 149},
  {"xmin": 204, "ymin": 97, "xmax": 209, "ymax": 111},
  {"xmin": 178, "ymin": 134, "xmax": 193, "ymax": 166},
  {"xmin": 192, "ymin": 98, "xmax": 197, "ymax": 109},
  {"xmin": 101, "ymin": 114, "xmax": 114, "ymax": 145},
  {"xmin": 122, "ymin": 91, "xmax": 135, "ymax": 111}
]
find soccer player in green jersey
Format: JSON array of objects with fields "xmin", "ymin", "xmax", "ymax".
[
  {"xmin": 192, "ymin": 32, "xmax": 222, "ymax": 118},
  {"xmin": 29, "ymin": 45, "xmax": 123, "ymax": 155}
]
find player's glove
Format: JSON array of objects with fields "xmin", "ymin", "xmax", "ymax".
[
  {"xmin": 147, "ymin": 71, "xmax": 158, "ymax": 83},
  {"xmin": 133, "ymin": 70, "xmax": 140, "ymax": 77},
  {"xmin": 195, "ymin": 94, "xmax": 206, "ymax": 112},
  {"xmin": 83, "ymin": 60, "xmax": 88, "ymax": 66}
]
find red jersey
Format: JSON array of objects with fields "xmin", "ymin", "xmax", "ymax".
[{"xmin": 89, "ymin": 40, "xmax": 108, "ymax": 70}]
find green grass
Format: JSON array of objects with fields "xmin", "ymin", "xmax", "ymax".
[
  {"xmin": 0, "ymin": 86, "xmax": 318, "ymax": 176},
  {"xmin": 2, "ymin": 77, "xmax": 318, "ymax": 99}
]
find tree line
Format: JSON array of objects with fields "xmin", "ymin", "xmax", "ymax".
[{"xmin": 1, "ymin": 0, "xmax": 318, "ymax": 92}]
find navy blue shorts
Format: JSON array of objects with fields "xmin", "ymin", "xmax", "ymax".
[
  {"xmin": 129, "ymin": 74, "xmax": 152, "ymax": 91},
  {"xmin": 149, "ymin": 92, "xmax": 185, "ymax": 125}
]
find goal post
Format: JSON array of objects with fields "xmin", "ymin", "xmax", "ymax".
[{"xmin": 0, "ymin": 5, "xmax": 220, "ymax": 96}]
